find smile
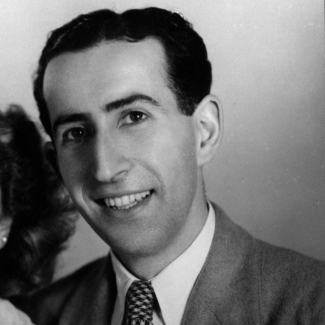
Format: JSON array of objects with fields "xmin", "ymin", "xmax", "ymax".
[{"xmin": 101, "ymin": 190, "xmax": 152, "ymax": 210}]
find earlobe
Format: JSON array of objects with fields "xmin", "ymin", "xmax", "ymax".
[
  {"xmin": 44, "ymin": 141, "xmax": 62, "ymax": 180},
  {"xmin": 195, "ymin": 94, "xmax": 223, "ymax": 166}
]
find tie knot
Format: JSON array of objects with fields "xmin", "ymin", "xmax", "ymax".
[{"xmin": 124, "ymin": 280, "xmax": 155, "ymax": 325}]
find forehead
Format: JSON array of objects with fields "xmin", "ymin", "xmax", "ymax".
[{"xmin": 43, "ymin": 39, "xmax": 171, "ymax": 117}]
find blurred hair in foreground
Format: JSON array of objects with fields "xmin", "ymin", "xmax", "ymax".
[{"xmin": 0, "ymin": 105, "xmax": 77, "ymax": 298}]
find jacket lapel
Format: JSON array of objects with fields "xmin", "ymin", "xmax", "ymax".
[
  {"xmin": 182, "ymin": 204, "xmax": 260, "ymax": 325},
  {"xmin": 59, "ymin": 255, "xmax": 117, "ymax": 325}
]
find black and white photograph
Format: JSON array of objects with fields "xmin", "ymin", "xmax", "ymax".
[{"xmin": 0, "ymin": 0, "xmax": 324, "ymax": 324}]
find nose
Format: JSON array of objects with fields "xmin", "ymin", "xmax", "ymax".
[{"xmin": 90, "ymin": 135, "xmax": 130, "ymax": 183}]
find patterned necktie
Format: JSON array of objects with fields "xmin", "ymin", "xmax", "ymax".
[{"xmin": 123, "ymin": 280, "xmax": 155, "ymax": 325}]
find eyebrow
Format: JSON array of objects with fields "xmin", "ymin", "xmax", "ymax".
[
  {"xmin": 52, "ymin": 94, "xmax": 160, "ymax": 136},
  {"xmin": 104, "ymin": 94, "xmax": 160, "ymax": 112}
]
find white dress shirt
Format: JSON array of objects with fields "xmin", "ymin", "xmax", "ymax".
[{"xmin": 111, "ymin": 202, "xmax": 216, "ymax": 325}]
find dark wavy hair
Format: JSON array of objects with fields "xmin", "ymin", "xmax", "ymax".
[
  {"xmin": 0, "ymin": 105, "xmax": 76, "ymax": 298},
  {"xmin": 33, "ymin": 7, "xmax": 212, "ymax": 137}
]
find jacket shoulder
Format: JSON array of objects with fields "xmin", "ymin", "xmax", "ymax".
[
  {"xmin": 257, "ymin": 239, "xmax": 325, "ymax": 323},
  {"xmin": 12, "ymin": 257, "xmax": 108, "ymax": 325},
  {"xmin": 205, "ymin": 204, "xmax": 325, "ymax": 324}
]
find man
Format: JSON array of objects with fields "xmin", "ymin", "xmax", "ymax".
[{"xmin": 14, "ymin": 7, "xmax": 325, "ymax": 325}]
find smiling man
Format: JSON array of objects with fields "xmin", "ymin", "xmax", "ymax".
[
  {"xmin": 44, "ymin": 39, "xmax": 212, "ymax": 282},
  {"xmin": 14, "ymin": 7, "xmax": 325, "ymax": 325}
]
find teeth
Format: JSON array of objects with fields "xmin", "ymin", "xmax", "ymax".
[
  {"xmin": 115, "ymin": 198, "xmax": 122, "ymax": 207},
  {"xmin": 103, "ymin": 191, "xmax": 150, "ymax": 210},
  {"xmin": 121, "ymin": 195, "xmax": 130, "ymax": 206}
]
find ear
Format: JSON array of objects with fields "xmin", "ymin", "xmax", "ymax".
[
  {"xmin": 0, "ymin": 218, "xmax": 12, "ymax": 249},
  {"xmin": 194, "ymin": 94, "xmax": 223, "ymax": 166},
  {"xmin": 44, "ymin": 141, "xmax": 62, "ymax": 180}
]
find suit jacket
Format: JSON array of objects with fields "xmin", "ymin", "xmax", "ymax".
[{"xmin": 14, "ymin": 204, "xmax": 325, "ymax": 324}]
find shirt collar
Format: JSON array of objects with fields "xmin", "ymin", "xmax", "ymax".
[{"xmin": 111, "ymin": 202, "xmax": 215, "ymax": 325}]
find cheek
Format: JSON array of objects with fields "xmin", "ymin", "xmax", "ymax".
[
  {"xmin": 168, "ymin": 121, "xmax": 197, "ymax": 168},
  {"xmin": 171, "ymin": 140, "xmax": 198, "ymax": 191},
  {"xmin": 170, "ymin": 127, "xmax": 198, "ymax": 193},
  {"xmin": 146, "ymin": 118, "xmax": 196, "ymax": 158},
  {"xmin": 57, "ymin": 150, "xmax": 86, "ymax": 191},
  {"xmin": 148, "ymin": 123, "xmax": 198, "ymax": 192}
]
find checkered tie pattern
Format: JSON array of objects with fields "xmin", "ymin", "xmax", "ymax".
[{"xmin": 124, "ymin": 280, "xmax": 155, "ymax": 325}]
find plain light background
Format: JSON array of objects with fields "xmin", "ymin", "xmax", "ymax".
[{"xmin": 0, "ymin": 0, "xmax": 324, "ymax": 279}]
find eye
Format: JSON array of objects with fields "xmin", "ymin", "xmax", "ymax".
[
  {"xmin": 121, "ymin": 111, "xmax": 147, "ymax": 125},
  {"xmin": 64, "ymin": 127, "xmax": 87, "ymax": 141}
]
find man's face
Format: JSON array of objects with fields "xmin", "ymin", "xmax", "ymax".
[{"xmin": 43, "ymin": 39, "xmax": 206, "ymax": 260}]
